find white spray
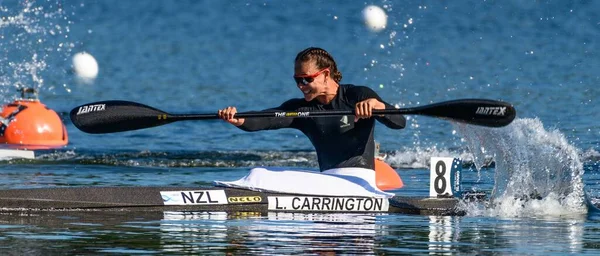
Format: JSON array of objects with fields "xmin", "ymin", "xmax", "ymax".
[{"xmin": 458, "ymin": 118, "xmax": 587, "ymax": 217}]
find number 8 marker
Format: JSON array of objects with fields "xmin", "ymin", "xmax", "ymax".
[{"xmin": 430, "ymin": 157, "xmax": 462, "ymax": 197}]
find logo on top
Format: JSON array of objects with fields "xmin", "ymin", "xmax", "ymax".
[{"xmin": 340, "ymin": 115, "xmax": 350, "ymax": 128}]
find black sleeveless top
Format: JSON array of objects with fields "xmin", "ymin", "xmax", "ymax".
[{"xmin": 238, "ymin": 84, "xmax": 406, "ymax": 171}]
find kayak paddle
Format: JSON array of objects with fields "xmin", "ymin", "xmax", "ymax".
[{"xmin": 70, "ymin": 99, "xmax": 516, "ymax": 134}]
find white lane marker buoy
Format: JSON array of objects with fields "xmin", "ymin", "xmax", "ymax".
[
  {"xmin": 72, "ymin": 52, "xmax": 99, "ymax": 79},
  {"xmin": 362, "ymin": 5, "xmax": 387, "ymax": 32}
]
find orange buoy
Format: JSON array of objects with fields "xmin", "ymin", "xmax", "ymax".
[
  {"xmin": 375, "ymin": 158, "xmax": 404, "ymax": 190},
  {"xmin": 0, "ymin": 88, "xmax": 68, "ymax": 149}
]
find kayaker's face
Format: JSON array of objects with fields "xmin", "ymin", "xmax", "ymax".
[{"xmin": 294, "ymin": 61, "xmax": 329, "ymax": 102}]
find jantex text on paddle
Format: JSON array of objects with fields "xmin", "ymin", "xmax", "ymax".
[{"xmin": 76, "ymin": 104, "xmax": 106, "ymax": 115}]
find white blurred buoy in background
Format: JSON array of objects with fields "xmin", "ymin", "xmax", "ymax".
[
  {"xmin": 72, "ymin": 52, "xmax": 99, "ymax": 80},
  {"xmin": 362, "ymin": 5, "xmax": 387, "ymax": 32}
]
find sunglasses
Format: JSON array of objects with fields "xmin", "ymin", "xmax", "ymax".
[{"xmin": 293, "ymin": 68, "xmax": 329, "ymax": 85}]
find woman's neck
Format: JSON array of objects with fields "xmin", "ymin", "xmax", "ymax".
[{"xmin": 317, "ymin": 82, "xmax": 340, "ymax": 105}]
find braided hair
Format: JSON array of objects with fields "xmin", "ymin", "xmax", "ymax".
[{"xmin": 295, "ymin": 47, "xmax": 343, "ymax": 83}]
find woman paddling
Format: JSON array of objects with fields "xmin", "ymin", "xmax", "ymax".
[{"xmin": 218, "ymin": 47, "xmax": 406, "ymax": 172}]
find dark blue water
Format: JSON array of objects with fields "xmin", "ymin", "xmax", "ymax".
[{"xmin": 1, "ymin": 0, "xmax": 599, "ymax": 254}]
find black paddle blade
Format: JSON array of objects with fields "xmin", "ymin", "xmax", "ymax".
[
  {"xmin": 70, "ymin": 101, "xmax": 173, "ymax": 134},
  {"xmin": 413, "ymin": 99, "xmax": 516, "ymax": 127}
]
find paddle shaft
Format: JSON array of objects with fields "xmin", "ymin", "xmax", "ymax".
[{"xmin": 165, "ymin": 108, "xmax": 431, "ymax": 120}]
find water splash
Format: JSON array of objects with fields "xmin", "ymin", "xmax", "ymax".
[
  {"xmin": 0, "ymin": 0, "xmax": 75, "ymax": 100},
  {"xmin": 458, "ymin": 118, "xmax": 587, "ymax": 217}
]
